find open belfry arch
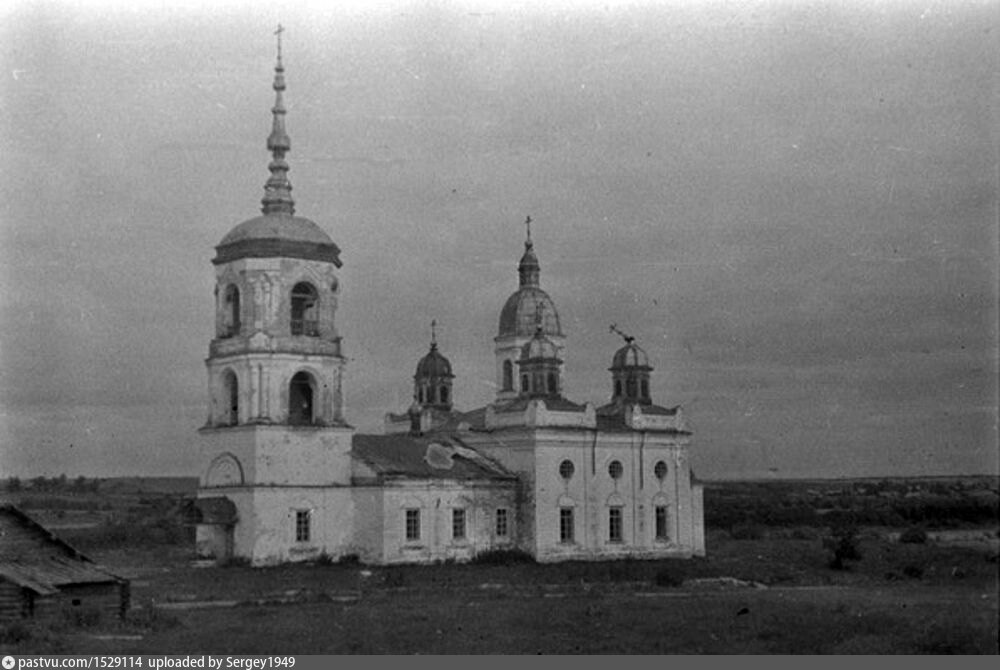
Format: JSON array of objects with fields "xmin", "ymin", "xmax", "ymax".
[{"xmin": 194, "ymin": 29, "xmax": 703, "ymax": 566}]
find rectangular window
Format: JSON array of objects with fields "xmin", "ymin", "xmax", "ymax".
[
  {"xmin": 405, "ymin": 508, "xmax": 420, "ymax": 541},
  {"xmin": 452, "ymin": 508, "xmax": 466, "ymax": 540},
  {"xmin": 295, "ymin": 509, "xmax": 311, "ymax": 543},
  {"xmin": 609, "ymin": 507, "xmax": 623, "ymax": 543},
  {"xmin": 559, "ymin": 507, "xmax": 574, "ymax": 544},
  {"xmin": 655, "ymin": 505, "xmax": 669, "ymax": 541},
  {"xmin": 495, "ymin": 508, "xmax": 509, "ymax": 538}
]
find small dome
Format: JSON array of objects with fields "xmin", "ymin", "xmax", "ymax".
[
  {"xmin": 415, "ymin": 344, "xmax": 454, "ymax": 379},
  {"xmin": 214, "ymin": 213, "xmax": 341, "ymax": 266},
  {"xmin": 611, "ymin": 342, "xmax": 651, "ymax": 370},
  {"xmin": 498, "ymin": 287, "xmax": 562, "ymax": 339},
  {"xmin": 521, "ymin": 328, "xmax": 560, "ymax": 362}
]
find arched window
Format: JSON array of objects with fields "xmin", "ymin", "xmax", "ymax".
[
  {"xmin": 547, "ymin": 372, "xmax": 558, "ymax": 395},
  {"xmin": 614, "ymin": 380, "xmax": 622, "ymax": 397},
  {"xmin": 290, "ymin": 283, "xmax": 319, "ymax": 336},
  {"xmin": 625, "ymin": 378, "xmax": 637, "ymax": 399},
  {"xmin": 439, "ymin": 386, "xmax": 449, "ymax": 404},
  {"xmin": 608, "ymin": 460, "xmax": 623, "ymax": 480},
  {"xmin": 654, "ymin": 460, "xmax": 668, "ymax": 481},
  {"xmin": 289, "ymin": 371, "xmax": 315, "ymax": 425},
  {"xmin": 417, "ymin": 387, "xmax": 425, "ymax": 404},
  {"xmin": 521, "ymin": 375, "xmax": 529, "ymax": 393},
  {"xmin": 222, "ymin": 285, "xmax": 240, "ymax": 338},
  {"xmin": 641, "ymin": 379, "xmax": 649, "ymax": 400},
  {"xmin": 223, "ymin": 370, "xmax": 238, "ymax": 426},
  {"xmin": 502, "ymin": 360, "xmax": 514, "ymax": 391},
  {"xmin": 559, "ymin": 460, "xmax": 575, "ymax": 480}
]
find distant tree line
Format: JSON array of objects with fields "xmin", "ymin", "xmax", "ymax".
[
  {"xmin": 4, "ymin": 475, "xmax": 101, "ymax": 494},
  {"xmin": 705, "ymin": 486, "xmax": 999, "ymax": 530}
]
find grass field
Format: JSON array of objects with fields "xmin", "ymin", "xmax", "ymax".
[{"xmin": 2, "ymin": 476, "xmax": 997, "ymax": 654}]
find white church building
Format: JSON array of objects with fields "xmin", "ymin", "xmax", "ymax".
[{"xmin": 192, "ymin": 39, "xmax": 705, "ymax": 566}]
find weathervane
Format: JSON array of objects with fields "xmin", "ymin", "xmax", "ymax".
[{"xmin": 609, "ymin": 323, "xmax": 635, "ymax": 344}]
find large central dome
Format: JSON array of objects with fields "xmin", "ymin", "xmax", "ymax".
[
  {"xmin": 498, "ymin": 287, "xmax": 562, "ymax": 338},
  {"xmin": 496, "ymin": 229, "xmax": 561, "ymax": 339}
]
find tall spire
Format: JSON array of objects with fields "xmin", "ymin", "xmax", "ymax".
[
  {"xmin": 261, "ymin": 24, "xmax": 295, "ymax": 215},
  {"xmin": 518, "ymin": 215, "xmax": 540, "ymax": 287}
]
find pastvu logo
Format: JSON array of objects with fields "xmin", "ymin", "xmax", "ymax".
[{"xmin": 2, "ymin": 655, "xmax": 15, "ymax": 669}]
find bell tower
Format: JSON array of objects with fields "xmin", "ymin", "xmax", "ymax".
[{"xmin": 195, "ymin": 28, "xmax": 356, "ymax": 566}]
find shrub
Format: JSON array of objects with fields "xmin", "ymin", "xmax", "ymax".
[
  {"xmin": 824, "ymin": 525, "xmax": 862, "ymax": 570},
  {"xmin": 471, "ymin": 548, "xmax": 536, "ymax": 565},
  {"xmin": 315, "ymin": 552, "xmax": 335, "ymax": 566},
  {"xmin": 902, "ymin": 565, "xmax": 924, "ymax": 579},
  {"xmin": 337, "ymin": 553, "xmax": 361, "ymax": 566},
  {"xmin": 898, "ymin": 527, "xmax": 928, "ymax": 544}
]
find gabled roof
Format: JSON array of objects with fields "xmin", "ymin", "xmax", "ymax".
[
  {"xmin": 0, "ymin": 504, "xmax": 126, "ymax": 594},
  {"xmin": 352, "ymin": 434, "xmax": 515, "ymax": 482}
]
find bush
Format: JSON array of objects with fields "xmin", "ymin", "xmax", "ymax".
[
  {"xmin": 337, "ymin": 553, "xmax": 361, "ymax": 566},
  {"xmin": 899, "ymin": 527, "xmax": 928, "ymax": 544},
  {"xmin": 824, "ymin": 525, "xmax": 862, "ymax": 570},
  {"xmin": 471, "ymin": 548, "xmax": 536, "ymax": 565},
  {"xmin": 902, "ymin": 565, "xmax": 924, "ymax": 579}
]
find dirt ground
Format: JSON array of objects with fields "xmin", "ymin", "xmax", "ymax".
[{"xmin": 7, "ymin": 528, "xmax": 994, "ymax": 655}]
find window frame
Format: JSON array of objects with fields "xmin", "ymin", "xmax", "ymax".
[
  {"xmin": 495, "ymin": 508, "xmax": 509, "ymax": 538},
  {"xmin": 559, "ymin": 507, "xmax": 574, "ymax": 544},
  {"xmin": 405, "ymin": 508, "xmax": 421, "ymax": 542},
  {"xmin": 655, "ymin": 505, "xmax": 669, "ymax": 541},
  {"xmin": 608, "ymin": 506, "xmax": 623, "ymax": 543},
  {"xmin": 608, "ymin": 460, "xmax": 624, "ymax": 480},
  {"xmin": 294, "ymin": 509, "xmax": 311, "ymax": 543},
  {"xmin": 452, "ymin": 508, "xmax": 466, "ymax": 541}
]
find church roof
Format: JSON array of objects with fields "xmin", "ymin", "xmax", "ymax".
[
  {"xmin": 415, "ymin": 342, "xmax": 453, "ymax": 379},
  {"xmin": 611, "ymin": 341, "xmax": 651, "ymax": 370},
  {"xmin": 498, "ymin": 287, "xmax": 562, "ymax": 338},
  {"xmin": 595, "ymin": 401, "xmax": 689, "ymax": 433},
  {"xmin": 352, "ymin": 434, "xmax": 515, "ymax": 481}
]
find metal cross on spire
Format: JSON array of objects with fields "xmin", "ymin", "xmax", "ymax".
[
  {"xmin": 524, "ymin": 215, "xmax": 532, "ymax": 244},
  {"xmin": 430, "ymin": 319, "xmax": 437, "ymax": 347},
  {"xmin": 609, "ymin": 323, "xmax": 635, "ymax": 344},
  {"xmin": 275, "ymin": 23, "xmax": 284, "ymax": 63}
]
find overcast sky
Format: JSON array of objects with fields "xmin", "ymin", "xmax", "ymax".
[{"xmin": 1, "ymin": 0, "xmax": 996, "ymax": 480}]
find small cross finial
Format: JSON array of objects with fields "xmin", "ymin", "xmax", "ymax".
[
  {"xmin": 275, "ymin": 24, "xmax": 284, "ymax": 62},
  {"xmin": 430, "ymin": 319, "xmax": 437, "ymax": 346},
  {"xmin": 525, "ymin": 215, "xmax": 532, "ymax": 243},
  {"xmin": 610, "ymin": 323, "xmax": 635, "ymax": 344}
]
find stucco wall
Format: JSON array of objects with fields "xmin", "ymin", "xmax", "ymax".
[{"xmin": 380, "ymin": 482, "xmax": 517, "ymax": 564}]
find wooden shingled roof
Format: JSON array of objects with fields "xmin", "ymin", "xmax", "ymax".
[{"xmin": 0, "ymin": 503, "xmax": 126, "ymax": 595}]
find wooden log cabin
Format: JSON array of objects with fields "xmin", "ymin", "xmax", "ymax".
[{"xmin": 0, "ymin": 504, "xmax": 129, "ymax": 622}]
